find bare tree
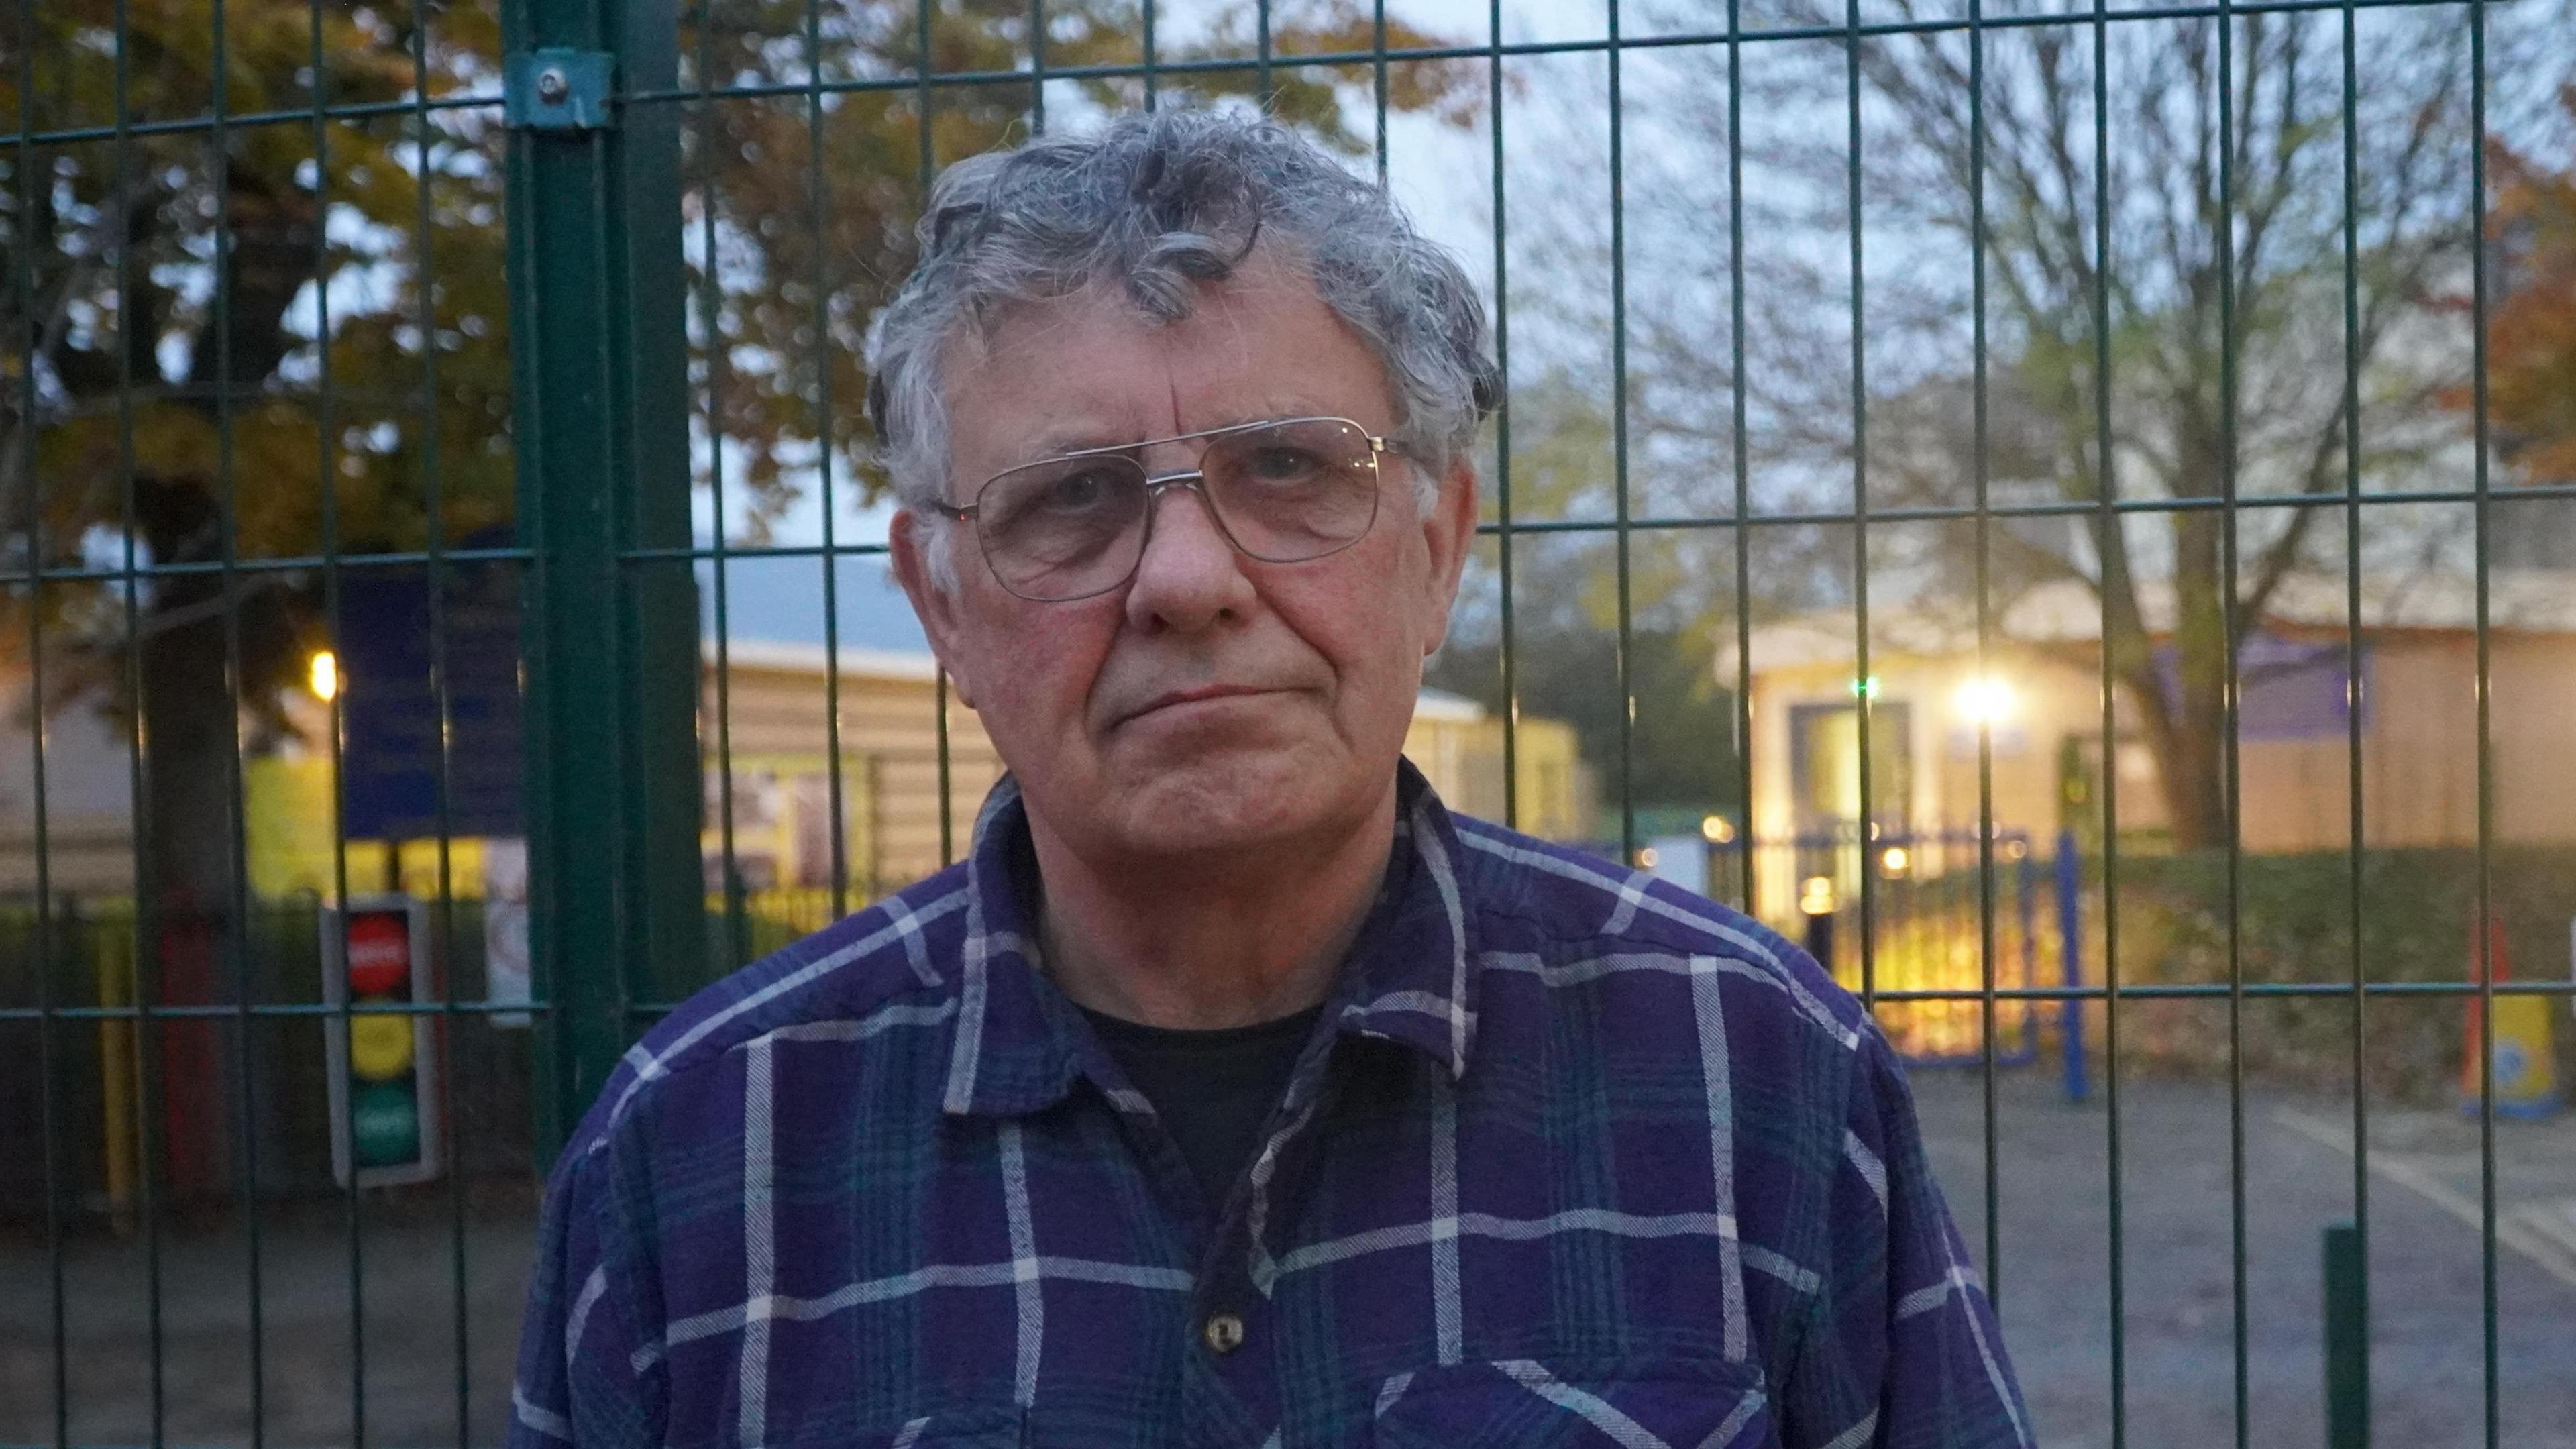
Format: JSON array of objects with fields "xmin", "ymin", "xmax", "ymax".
[{"xmin": 1542, "ymin": 0, "xmax": 2573, "ymax": 847}]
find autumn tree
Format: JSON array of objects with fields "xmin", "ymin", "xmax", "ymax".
[
  {"xmin": 2451, "ymin": 84, "xmax": 2576, "ymax": 488},
  {"xmin": 1, "ymin": 0, "xmax": 1474, "ymax": 931}
]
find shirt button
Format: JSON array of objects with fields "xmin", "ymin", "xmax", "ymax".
[{"xmin": 1201, "ymin": 1311, "xmax": 1247, "ymax": 1356}]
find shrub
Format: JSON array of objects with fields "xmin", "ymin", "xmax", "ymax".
[{"xmin": 2075, "ymin": 847, "xmax": 2576, "ymax": 1102}]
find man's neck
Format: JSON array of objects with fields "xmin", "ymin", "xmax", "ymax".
[{"xmin": 1024, "ymin": 790, "xmax": 1397, "ymax": 1031}]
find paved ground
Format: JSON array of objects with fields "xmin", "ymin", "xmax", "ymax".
[
  {"xmin": 4, "ymin": 1071, "xmax": 2571, "ymax": 1447},
  {"xmin": 1913, "ymin": 1070, "xmax": 2576, "ymax": 1449},
  {"xmin": 0, "ymin": 1192, "xmax": 539, "ymax": 1449}
]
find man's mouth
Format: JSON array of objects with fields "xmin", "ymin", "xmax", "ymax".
[{"xmin": 1119, "ymin": 682, "xmax": 1280, "ymax": 726}]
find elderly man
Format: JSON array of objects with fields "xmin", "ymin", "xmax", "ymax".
[{"xmin": 509, "ymin": 109, "xmax": 2029, "ymax": 1449}]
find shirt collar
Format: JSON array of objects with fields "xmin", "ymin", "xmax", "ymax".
[{"xmin": 937, "ymin": 759, "xmax": 1482, "ymax": 1118}]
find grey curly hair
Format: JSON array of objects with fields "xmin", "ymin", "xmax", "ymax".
[{"xmin": 865, "ymin": 108, "xmax": 1498, "ymax": 584}]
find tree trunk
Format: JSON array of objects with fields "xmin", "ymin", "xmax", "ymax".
[
  {"xmin": 2150, "ymin": 667, "xmax": 2234, "ymax": 850},
  {"xmin": 133, "ymin": 570, "xmax": 250, "ymax": 1207},
  {"xmin": 2148, "ymin": 480, "xmax": 2237, "ymax": 851},
  {"xmin": 139, "ymin": 574, "xmax": 246, "ymax": 929}
]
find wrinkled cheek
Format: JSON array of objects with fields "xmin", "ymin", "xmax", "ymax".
[
  {"xmin": 984, "ymin": 675, "xmax": 1081, "ymax": 760},
  {"xmin": 974, "ymin": 642, "xmax": 1109, "ymax": 777},
  {"xmin": 1368, "ymin": 640, "xmax": 1431, "ymax": 741}
]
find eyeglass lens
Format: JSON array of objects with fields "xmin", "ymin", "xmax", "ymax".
[{"xmin": 971, "ymin": 417, "xmax": 1383, "ymax": 600}]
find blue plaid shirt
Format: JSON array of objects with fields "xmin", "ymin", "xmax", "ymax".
[{"xmin": 511, "ymin": 763, "xmax": 2031, "ymax": 1448}]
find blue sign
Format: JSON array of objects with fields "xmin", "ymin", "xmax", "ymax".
[
  {"xmin": 2155, "ymin": 633, "xmax": 2369, "ymax": 742},
  {"xmin": 339, "ymin": 549, "xmax": 525, "ymax": 841}
]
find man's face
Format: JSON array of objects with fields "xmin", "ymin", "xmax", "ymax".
[{"xmin": 890, "ymin": 258, "xmax": 1477, "ymax": 867}]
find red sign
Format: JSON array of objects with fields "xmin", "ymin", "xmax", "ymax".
[{"xmin": 346, "ymin": 912, "xmax": 411, "ymax": 997}]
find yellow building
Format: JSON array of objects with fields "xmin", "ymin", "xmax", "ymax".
[
  {"xmin": 219, "ymin": 642, "xmax": 1592, "ymax": 908},
  {"xmin": 1719, "ymin": 570, "xmax": 2576, "ymax": 922},
  {"xmin": 696, "ymin": 641, "xmax": 1593, "ymax": 898}
]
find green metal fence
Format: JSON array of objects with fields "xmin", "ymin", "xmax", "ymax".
[{"xmin": 5, "ymin": 0, "xmax": 2575, "ymax": 1444}]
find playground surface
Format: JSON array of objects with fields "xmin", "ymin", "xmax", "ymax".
[
  {"xmin": 1917, "ymin": 1069, "xmax": 2576, "ymax": 1449},
  {"xmin": 3, "ymin": 1070, "xmax": 2571, "ymax": 1448}
]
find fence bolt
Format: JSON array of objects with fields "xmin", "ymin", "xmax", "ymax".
[{"xmin": 502, "ymin": 46, "xmax": 616, "ymax": 131}]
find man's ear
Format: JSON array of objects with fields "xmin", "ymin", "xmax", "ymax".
[
  {"xmin": 889, "ymin": 508, "xmax": 978, "ymax": 712},
  {"xmin": 1416, "ymin": 454, "xmax": 1479, "ymax": 657}
]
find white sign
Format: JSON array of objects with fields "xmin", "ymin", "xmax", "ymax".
[
  {"xmin": 484, "ymin": 837, "xmax": 533, "ymax": 1029},
  {"xmin": 1644, "ymin": 835, "xmax": 1711, "ymax": 900}
]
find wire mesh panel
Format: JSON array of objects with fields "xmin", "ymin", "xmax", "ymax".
[{"xmin": 5, "ymin": 0, "xmax": 2575, "ymax": 1445}]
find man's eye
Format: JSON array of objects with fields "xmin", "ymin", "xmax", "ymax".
[
  {"xmin": 1244, "ymin": 446, "xmax": 1324, "ymax": 482},
  {"xmin": 1045, "ymin": 469, "xmax": 1118, "ymax": 508}
]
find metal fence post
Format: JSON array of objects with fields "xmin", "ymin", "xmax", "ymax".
[{"xmin": 504, "ymin": 0, "xmax": 703, "ymax": 1152}]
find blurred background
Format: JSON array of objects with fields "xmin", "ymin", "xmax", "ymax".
[{"xmin": 3, "ymin": 0, "xmax": 2574, "ymax": 1444}]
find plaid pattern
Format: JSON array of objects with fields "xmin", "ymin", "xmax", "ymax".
[{"xmin": 510, "ymin": 762, "xmax": 2031, "ymax": 1449}]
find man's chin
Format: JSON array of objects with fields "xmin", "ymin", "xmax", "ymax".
[{"xmin": 1094, "ymin": 746, "xmax": 1373, "ymax": 857}]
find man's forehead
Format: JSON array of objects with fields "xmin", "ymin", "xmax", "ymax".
[{"xmin": 939, "ymin": 277, "xmax": 1395, "ymax": 466}]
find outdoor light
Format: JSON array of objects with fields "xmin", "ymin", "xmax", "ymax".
[
  {"xmin": 309, "ymin": 649, "xmax": 340, "ymax": 702},
  {"xmin": 1881, "ymin": 845, "xmax": 1911, "ymax": 876},
  {"xmin": 1635, "ymin": 846, "xmax": 1661, "ymax": 869},
  {"xmin": 1798, "ymin": 875, "xmax": 1837, "ymax": 916},
  {"xmin": 1699, "ymin": 814, "xmax": 1736, "ymax": 844},
  {"xmin": 1952, "ymin": 674, "xmax": 2018, "ymax": 725}
]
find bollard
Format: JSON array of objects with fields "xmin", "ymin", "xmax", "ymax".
[
  {"xmin": 2323, "ymin": 1220, "xmax": 2369, "ymax": 1449},
  {"xmin": 1799, "ymin": 874, "xmax": 1838, "ymax": 977},
  {"xmin": 1801, "ymin": 910, "xmax": 1837, "ymax": 978},
  {"xmin": 2055, "ymin": 829, "xmax": 2086, "ymax": 1102}
]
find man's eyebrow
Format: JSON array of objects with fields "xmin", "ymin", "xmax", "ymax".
[
  {"xmin": 1216, "ymin": 400, "xmax": 1334, "ymax": 429},
  {"xmin": 1001, "ymin": 427, "xmax": 1142, "ymax": 462},
  {"xmin": 1002, "ymin": 405, "xmax": 1344, "ymax": 464}
]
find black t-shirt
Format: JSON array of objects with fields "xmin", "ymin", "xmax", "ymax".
[{"xmin": 1080, "ymin": 1004, "xmax": 1324, "ymax": 1209}]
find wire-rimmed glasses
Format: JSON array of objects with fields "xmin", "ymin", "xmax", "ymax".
[{"xmin": 934, "ymin": 415, "xmax": 1394, "ymax": 602}]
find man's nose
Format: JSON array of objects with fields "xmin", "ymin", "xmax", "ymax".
[{"xmin": 1124, "ymin": 480, "xmax": 1257, "ymax": 634}]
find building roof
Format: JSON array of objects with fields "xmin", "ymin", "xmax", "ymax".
[
  {"xmin": 704, "ymin": 639, "xmax": 1492, "ymax": 722},
  {"xmin": 1715, "ymin": 570, "xmax": 2576, "ymax": 676},
  {"xmin": 702, "ymin": 557, "xmax": 1495, "ymax": 722},
  {"xmin": 712, "ymin": 639, "xmax": 946, "ymax": 680}
]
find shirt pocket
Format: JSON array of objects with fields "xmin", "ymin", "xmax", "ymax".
[{"xmin": 1367, "ymin": 1356, "xmax": 1775, "ymax": 1449}]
